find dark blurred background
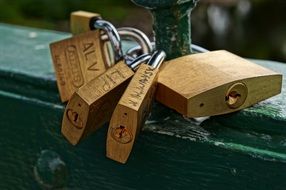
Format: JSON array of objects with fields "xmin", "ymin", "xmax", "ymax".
[{"xmin": 0, "ymin": 0, "xmax": 286, "ymax": 62}]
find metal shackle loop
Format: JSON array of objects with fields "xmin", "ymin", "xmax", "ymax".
[
  {"xmin": 93, "ymin": 19, "xmax": 123, "ymax": 62},
  {"xmin": 125, "ymin": 45, "xmax": 142, "ymax": 58},
  {"xmin": 101, "ymin": 27, "xmax": 153, "ymax": 66},
  {"xmin": 126, "ymin": 41, "xmax": 154, "ymax": 57},
  {"xmin": 101, "ymin": 28, "xmax": 152, "ymax": 56},
  {"xmin": 129, "ymin": 53, "xmax": 152, "ymax": 71},
  {"xmin": 117, "ymin": 27, "xmax": 153, "ymax": 55},
  {"xmin": 146, "ymin": 50, "xmax": 166, "ymax": 69}
]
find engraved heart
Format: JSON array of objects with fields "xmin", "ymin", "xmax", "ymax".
[{"xmin": 66, "ymin": 109, "xmax": 83, "ymax": 129}]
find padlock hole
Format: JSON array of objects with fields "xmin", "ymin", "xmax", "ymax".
[
  {"xmin": 225, "ymin": 91, "xmax": 241, "ymax": 106},
  {"xmin": 111, "ymin": 124, "xmax": 133, "ymax": 144},
  {"xmin": 73, "ymin": 113, "xmax": 79, "ymax": 122},
  {"xmin": 118, "ymin": 125, "xmax": 127, "ymax": 138}
]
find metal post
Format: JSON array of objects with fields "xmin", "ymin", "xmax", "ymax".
[{"xmin": 131, "ymin": 0, "xmax": 198, "ymax": 60}]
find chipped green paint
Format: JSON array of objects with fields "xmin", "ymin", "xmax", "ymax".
[
  {"xmin": 247, "ymin": 105, "xmax": 281, "ymax": 118},
  {"xmin": 131, "ymin": 0, "xmax": 199, "ymax": 59}
]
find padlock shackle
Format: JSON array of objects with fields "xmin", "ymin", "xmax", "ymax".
[
  {"xmin": 101, "ymin": 30, "xmax": 152, "ymax": 55},
  {"xmin": 93, "ymin": 19, "xmax": 123, "ymax": 62},
  {"xmin": 191, "ymin": 44, "xmax": 209, "ymax": 53},
  {"xmin": 129, "ymin": 53, "xmax": 152, "ymax": 71},
  {"xmin": 101, "ymin": 27, "xmax": 153, "ymax": 66},
  {"xmin": 147, "ymin": 50, "xmax": 166, "ymax": 69},
  {"xmin": 117, "ymin": 27, "xmax": 153, "ymax": 55}
]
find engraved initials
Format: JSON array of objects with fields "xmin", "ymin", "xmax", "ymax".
[
  {"xmin": 128, "ymin": 67, "xmax": 154, "ymax": 107},
  {"xmin": 100, "ymin": 69, "xmax": 126, "ymax": 92},
  {"xmin": 83, "ymin": 42, "xmax": 99, "ymax": 71}
]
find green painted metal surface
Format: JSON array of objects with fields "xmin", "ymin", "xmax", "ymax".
[
  {"xmin": 1, "ymin": 24, "xmax": 286, "ymax": 189},
  {"xmin": 131, "ymin": 0, "xmax": 198, "ymax": 60}
]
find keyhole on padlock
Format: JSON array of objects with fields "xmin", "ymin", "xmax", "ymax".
[
  {"xmin": 111, "ymin": 125, "xmax": 132, "ymax": 144},
  {"xmin": 73, "ymin": 113, "xmax": 79, "ymax": 123},
  {"xmin": 225, "ymin": 83, "xmax": 248, "ymax": 109},
  {"xmin": 118, "ymin": 125, "xmax": 126, "ymax": 138},
  {"xmin": 114, "ymin": 125, "xmax": 129, "ymax": 139},
  {"xmin": 225, "ymin": 91, "xmax": 241, "ymax": 106}
]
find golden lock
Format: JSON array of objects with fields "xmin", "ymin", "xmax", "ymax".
[
  {"xmin": 61, "ymin": 54, "xmax": 152, "ymax": 145},
  {"xmin": 50, "ymin": 18, "xmax": 122, "ymax": 102},
  {"xmin": 50, "ymin": 31, "xmax": 106, "ymax": 102},
  {"xmin": 106, "ymin": 50, "xmax": 166, "ymax": 164},
  {"xmin": 156, "ymin": 50, "xmax": 282, "ymax": 117}
]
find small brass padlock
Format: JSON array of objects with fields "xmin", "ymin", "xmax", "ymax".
[
  {"xmin": 156, "ymin": 50, "xmax": 282, "ymax": 117},
  {"xmin": 106, "ymin": 50, "xmax": 166, "ymax": 164}
]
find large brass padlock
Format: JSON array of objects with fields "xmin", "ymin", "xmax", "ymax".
[{"xmin": 156, "ymin": 50, "xmax": 282, "ymax": 117}]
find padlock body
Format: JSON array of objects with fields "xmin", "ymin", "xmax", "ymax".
[
  {"xmin": 156, "ymin": 50, "xmax": 282, "ymax": 117},
  {"xmin": 50, "ymin": 30, "xmax": 108, "ymax": 102},
  {"xmin": 70, "ymin": 11, "xmax": 101, "ymax": 35},
  {"xmin": 107, "ymin": 64, "xmax": 159, "ymax": 163},
  {"xmin": 62, "ymin": 61, "xmax": 134, "ymax": 145}
]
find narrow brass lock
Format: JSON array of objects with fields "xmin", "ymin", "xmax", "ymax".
[
  {"xmin": 106, "ymin": 50, "xmax": 166, "ymax": 164},
  {"xmin": 156, "ymin": 50, "xmax": 282, "ymax": 117}
]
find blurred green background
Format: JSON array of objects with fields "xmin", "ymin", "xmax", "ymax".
[{"xmin": 0, "ymin": 0, "xmax": 286, "ymax": 62}]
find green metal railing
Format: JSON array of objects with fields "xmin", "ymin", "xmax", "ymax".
[{"xmin": 132, "ymin": 0, "xmax": 198, "ymax": 59}]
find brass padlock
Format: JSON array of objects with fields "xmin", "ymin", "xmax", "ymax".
[
  {"xmin": 106, "ymin": 50, "xmax": 166, "ymax": 164},
  {"xmin": 156, "ymin": 50, "xmax": 282, "ymax": 117},
  {"xmin": 62, "ymin": 53, "xmax": 152, "ymax": 145},
  {"xmin": 50, "ymin": 18, "xmax": 122, "ymax": 102}
]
